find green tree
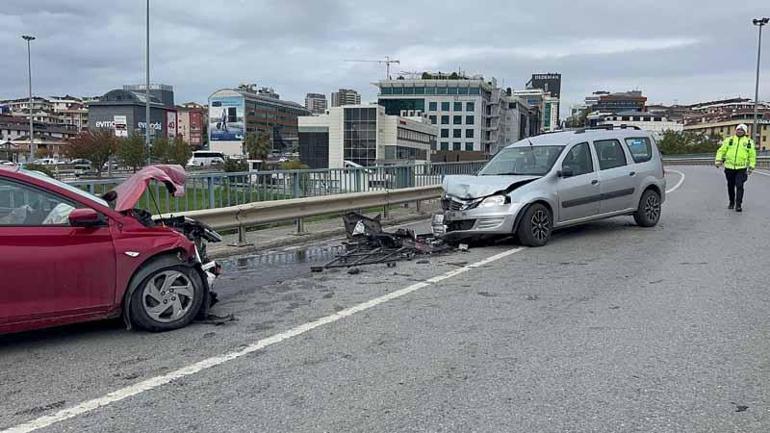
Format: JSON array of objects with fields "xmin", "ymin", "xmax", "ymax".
[
  {"xmin": 223, "ymin": 157, "xmax": 248, "ymax": 172},
  {"xmin": 117, "ymin": 134, "xmax": 147, "ymax": 172},
  {"xmin": 657, "ymin": 130, "xmax": 722, "ymax": 155},
  {"xmin": 62, "ymin": 129, "xmax": 118, "ymax": 177},
  {"xmin": 151, "ymin": 137, "xmax": 172, "ymax": 163},
  {"xmin": 243, "ymin": 131, "xmax": 272, "ymax": 162},
  {"xmin": 169, "ymin": 136, "xmax": 192, "ymax": 166}
]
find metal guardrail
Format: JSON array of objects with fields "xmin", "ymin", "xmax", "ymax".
[
  {"xmin": 66, "ymin": 161, "xmax": 486, "ymax": 215},
  {"xmin": 664, "ymin": 156, "xmax": 770, "ymax": 168}
]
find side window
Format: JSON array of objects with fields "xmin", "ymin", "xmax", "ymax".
[
  {"xmin": 594, "ymin": 139, "xmax": 627, "ymax": 170},
  {"xmin": 624, "ymin": 137, "xmax": 653, "ymax": 163},
  {"xmin": 562, "ymin": 142, "xmax": 593, "ymax": 176},
  {"xmin": 0, "ymin": 179, "xmax": 78, "ymax": 226}
]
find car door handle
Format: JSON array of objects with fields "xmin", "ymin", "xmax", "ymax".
[
  {"xmin": 629, "ymin": 171, "xmax": 636, "ymax": 176},
  {"xmin": 591, "ymin": 179, "xmax": 599, "ymax": 185}
]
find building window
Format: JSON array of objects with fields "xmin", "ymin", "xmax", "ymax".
[
  {"xmin": 425, "ymin": 87, "xmax": 436, "ymax": 95},
  {"xmin": 454, "ymin": 102, "xmax": 462, "ymax": 111},
  {"xmin": 448, "ymin": 87, "xmax": 458, "ymax": 95},
  {"xmin": 441, "ymin": 115, "xmax": 449, "ymax": 125},
  {"xmin": 466, "ymin": 115, "xmax": 475, "ymax": 125},
  {"xmin": 453, "ymin": 129, "xmax": 462, "ymax": 138},
  {"xmin": 466, "ymin": 129, "xmax": 474, "ymax": 138},
  {"xmin": 413, "ymin": 87, "xmax": 425, "ymax": 95},
  {"xmin": 453, "ymin": 142, "xmax": 461, "ymax": 151},
  {"xmin": 440, "ymin": 142, "xmax": 449, "ymax": 150},
  {"xmin": 429, "ymin": 102, "xmax": 437, "ymax": 111},
  {"xmin": 458, "ymin": 88, "xmax": 469, "ymax": 95},
  {"xmin": 453, "ymin": 115, "xmax": 462, "ymax": 125},
  {"xmin": 465, "ymin": 142, "xmax": 474, "ymax": 151},
  {"xmin": 466, "ymin": 102, "xmax": 475, "ymax": 112},
  {"xmin": 441, "ymin": 129, "xmax": 449, "ymax": 138},
  {"xmin": 392, "ymin": 87, "xmax": 403, "ymax": 95},
  {"xmin": 429, "ymin": 115, "xmax": 437, "ymax": 124},
  {"xmin": 469, "ymin": 88, "xmax": 480, "ymax": 95},
  {"xmin": 436, "ymin": 87, "xmax": 447, "ymax": 95},
  {"xmin": 441, "ymin": 102, "xmax": 450, "ymax": 111}
]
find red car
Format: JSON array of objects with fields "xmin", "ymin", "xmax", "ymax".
[{"xmin": 0, "ymin": 164, "xmax": 221, "ymax": 335}]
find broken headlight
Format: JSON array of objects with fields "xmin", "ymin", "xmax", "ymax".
[{"xmin": 478, "ymin": 195, "xmax": 510, "ymax": 208}]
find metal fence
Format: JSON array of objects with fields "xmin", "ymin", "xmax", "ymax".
[{"xmin": 66, "ymin": 161, "xmax": 487, "ymax": 214}]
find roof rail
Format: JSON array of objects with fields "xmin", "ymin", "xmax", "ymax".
[{"xmin": 575, "ymin": 124, "xmax": 641, "ymax": 134}]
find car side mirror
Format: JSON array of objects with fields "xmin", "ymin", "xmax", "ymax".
[
  {"xmin": 69, "ymin": 208, "xmax": 105, "ymax": 227},
  {"xmin": 558, "ymin": 167, "xmax": 574, "ymax": 178}
]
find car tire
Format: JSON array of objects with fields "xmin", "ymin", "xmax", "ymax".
[
  {"xmin": 129, "ymin": 265, "xmax": 204, "ymax": 332},
  {"xmin": 517, "ymin": 203, "xmax": 552, "ymax": 247},
  {"xmin": 633, "ymin": 189, "xmax": 661, "ymax": 227}
]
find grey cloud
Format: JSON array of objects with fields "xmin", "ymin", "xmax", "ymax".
[{"xmin": 1, "ymin": 0, "xmax": 768, "ymax": 115}]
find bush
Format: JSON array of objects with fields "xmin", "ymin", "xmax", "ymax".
[
  {"xmin": 224, "ymin": 158, "xmax": 248, "ymax": 172},
  {"xmin": 23, "ymin": 163, "xmax": 55, "ymax": 177}
]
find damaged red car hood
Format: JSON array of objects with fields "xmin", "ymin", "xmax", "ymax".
[{"xmin": 111, "ymin": 165, "xmax": 187, "ymax": 212}]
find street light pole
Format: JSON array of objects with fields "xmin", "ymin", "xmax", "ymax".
[
  {"xmin": 145, "ymin": 0, "xmax": 151, "ymax": 165},
  {"xmin": 752, "ymin": 17, "xmax": 769, "ymax": 147},
  {"xmin": 22, "ymin": 35, "xmax": 35, "ymax": 162}
]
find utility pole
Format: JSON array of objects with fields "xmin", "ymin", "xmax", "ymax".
[
  {"xmin": 145, "ymin": 0, "xmax": 151, "ymax": 165},
  {"xmin": 752, "ymin": 17, "xmax": 769, "ymax": 147},
  {"xmin": 22, "ymin": 35, "xmax": 35, "ymax": 162}
]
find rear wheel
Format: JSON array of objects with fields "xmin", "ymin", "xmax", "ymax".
[
  {"xmin": 129, "ymin": 265, "xmax": 204, "ymax": 332},
  {"xmin": 634, "ymin": 189, "xmax": 661, "ymax": 227},
  {"xmin": 517, "ymin": 203, "xmax": 552, "ymax": 247}
]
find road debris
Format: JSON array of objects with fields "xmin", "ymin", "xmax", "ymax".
[{"xmin": 319, "ymin": 212, "xmax": 453, "ymax": 270}]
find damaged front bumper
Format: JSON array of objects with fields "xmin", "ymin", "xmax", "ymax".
[{"xmin": 433, "ymin": 201, "xmax": 523, "ymax": 238}]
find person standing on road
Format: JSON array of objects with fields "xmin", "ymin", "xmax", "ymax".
[{"xmin": 715, "ymin": 124, "xmax": 756, "ymax": 212}]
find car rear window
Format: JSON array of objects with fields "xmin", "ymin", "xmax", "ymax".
[{"xmin": 625, "ymin": 137, "xmax": 653, "ymax": 163}]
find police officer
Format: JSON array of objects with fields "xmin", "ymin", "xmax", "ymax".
[{"xmin": 715, "ymin": 124, "xmax": 756, "ymax": 212}]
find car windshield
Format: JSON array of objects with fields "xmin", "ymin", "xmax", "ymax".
[
  {"xmin": 478, "ymin": 145, "xmax": 565, "ymax": 176},
  {"xmin": 20, "ymin": 169, "xmax": 109, "ymax": 208}
]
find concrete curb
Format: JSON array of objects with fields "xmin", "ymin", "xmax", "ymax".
[{"xmin": 208, "ymin": 212, "xmax": 433, "ymax": 259}]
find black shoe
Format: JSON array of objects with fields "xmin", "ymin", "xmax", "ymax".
[
  {"xmin": 728, "ymin": 203, "xmax": 735, "ymax": 210},
  {"xmin": 736, "ymin": 205, "xmax": 743, "ymax": 212}
]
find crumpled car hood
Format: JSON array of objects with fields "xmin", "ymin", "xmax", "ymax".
[
  {"xmin": 111, "ymin": 164, "xmax": 187, "ymax": 212},
  {"xmin": 443, "ymin": 174, "xmax": 541, "ymax": 199}
]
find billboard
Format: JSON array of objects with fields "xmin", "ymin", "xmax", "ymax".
[
  {"xmin": 209, "ymin": 96, "xmax": 244, "ymax": 142},
  {"xmin": 166, "ymin": 111, "xmax": 178, "ymax": 138},
  {"xmin": 527, "ymin": 73, "xmax": 561, "ymax": 98},
  {"xmin": 113, "ymin": 115, "xmax": 128, "ymax": 137}
]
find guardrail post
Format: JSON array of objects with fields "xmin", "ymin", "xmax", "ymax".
[
  {"xmin": 228, "ymin": 209, "xmax": 253, "ymax": 247},
  {"xmin": 291, "ymin": 172, "xmax": 308, "ymax": 235},
  {"xmin": 416, "ymin": 199, "xmax": 422, "ymax": 214},
  {"xmin": 207, "ymin": 176, "xmax": 215, "ymax": 209}
]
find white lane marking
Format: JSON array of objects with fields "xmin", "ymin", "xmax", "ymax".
[
  {"xmin": 751, "ymin": 169, "xmax": 770, "ymax": 177},
  {"xmin": 666, "ymin": 169, "xmax": 686, "ymax": 194},
  {"xmin": 2, "ymin": 247, "xmax": 525, "ymax": 433}
]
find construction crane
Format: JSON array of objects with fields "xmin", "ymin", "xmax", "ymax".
[{"xmin": 344, "ymin": 56, "xmax": 400, "ymax": 79}]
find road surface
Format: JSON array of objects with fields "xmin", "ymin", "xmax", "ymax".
[{"xmin": 1, "ymin": 166, "xmax": 769, "ymax": 433}]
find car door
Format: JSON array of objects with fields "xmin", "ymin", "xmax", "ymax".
[
  {"xmin": 594, "ymin": 138, "xmax": 636, "ymax": 213},
  {"xmin": 0, "ymin": 177, "xmax": 116, "ymax": 327},
  {"xmin": 556, "ymin": 142, "xmax": 600, "ymax": 222}
]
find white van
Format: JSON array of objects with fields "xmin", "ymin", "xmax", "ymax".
[{"xmin": 187, "ymin": 151, "xmax": 225, "ymax": 167}]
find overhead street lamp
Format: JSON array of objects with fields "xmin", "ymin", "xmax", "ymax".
[
  {"xmin": 22, "ymin": 34, "xmax": 35, "ymax": 162},
  {"xmin": 752, "ymin": 17, "xmax": 768, "ymax": 147}
]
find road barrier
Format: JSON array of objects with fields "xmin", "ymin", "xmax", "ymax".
[{"xmin": 664, "ymin": 156, "xmax": 770, "ymax": 169}]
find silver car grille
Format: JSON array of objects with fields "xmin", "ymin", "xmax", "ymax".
[{"xmin": 443, "ymin": 197, "xmax": 471, "ymax": 211}]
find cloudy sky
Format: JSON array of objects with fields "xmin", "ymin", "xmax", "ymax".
[{"xmin": 1, "ymin": 0, "xmax": 768, "ymax": 116}]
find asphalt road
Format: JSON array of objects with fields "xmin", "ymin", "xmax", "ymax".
[{"xmin": 2, "ymin": 166, "xmax": 769, "ymax": 433}]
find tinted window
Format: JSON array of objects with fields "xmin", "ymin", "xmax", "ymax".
[
  {"xmin": 624, "ymin": 137, "xmax": 653, "ymax": 163},
  {"xmin": 479, "ymin": 145, "xmax": 564, "ymax": 176},
  {"xmin": 594, "ymin": 139, "xmax": 627, "ymax": 170},
  {"xmin": 562, "ymin": 142, "xmax": 593, "ymax": 176},
  {"xmin": 441, "ymin": 102, "xmax": 450, "ymax": 111},
  {"xmin": 453, "ymin": 102, "xmax": 462, "ymax": 111},
  {"xmin": 0, "ymin": 179, "xmax": 79, "ymax": 226}
]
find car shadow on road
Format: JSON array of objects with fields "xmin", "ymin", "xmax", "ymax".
[{"xmin": 0, "ymin": 319, "xmax": 125, "ymax": 349}]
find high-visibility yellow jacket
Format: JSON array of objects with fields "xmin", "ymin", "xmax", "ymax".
[{"xmin": 715, "ymin": 135, "xmax": 756, "ymax": 169}]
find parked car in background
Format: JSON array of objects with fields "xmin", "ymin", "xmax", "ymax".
[
  {"xmin": 0, "ymin": 164, "xmax": 222, "ymax": 335},
  {"xmin": 32, "ymin": 158, "xmax": 58, "ymax": 165},
  {"xmin": 0, "ymin": 160, "xmax": 14, "ymax": 166},
  {"xmin": 70, "ymin": 158, "xmax": 92, "ymax": 171},
  {"xmin": 187, "ymin": 151, "xmax": 225, "ymax": 167},
  {"xmin": 435, "ymin": 126, "xmax": 666, "ymax": 247}
]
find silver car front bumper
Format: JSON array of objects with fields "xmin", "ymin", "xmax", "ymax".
[{"xmin": 433, "ymin": 202, "xmax": 524, "ymax": 238}]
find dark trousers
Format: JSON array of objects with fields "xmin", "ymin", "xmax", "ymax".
[{"xmin": 725, "ymin": 168, "xmax": 748, "ymax": 206}]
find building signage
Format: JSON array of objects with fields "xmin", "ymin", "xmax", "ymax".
[
  {"xmin": 137, "ymin": 121, "xmax": 162, "ymax": 130},
  {"xmin": 532, "ymin": 74, "xmax": 560, "ymax": 80},
  {"xmin": 113, "ymin": 115, "xmax": 128, "ymax": 137},
  {"xmin": 166, "ymin": 111, "xmax": 177, "ymax": 138},
  {"xmin": 94, "ymin": 120, "xmax": 115, "ymax": 129}
]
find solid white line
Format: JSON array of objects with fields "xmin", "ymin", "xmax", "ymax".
[
  {"xmin": 2, "ymin": 247, "xmax": 525, "ymax": 433},
  {"xmin": 751, "ymin": 169, "xmax": 770, "ymax": 177},
  {"xmin": 666, "ymin": 169, "xmax": 686, "ymax": 194}
]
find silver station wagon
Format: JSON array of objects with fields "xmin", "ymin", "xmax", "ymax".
[{"xmin": 435, "ymin": 126, "xmax": 667, "ymax": 247}]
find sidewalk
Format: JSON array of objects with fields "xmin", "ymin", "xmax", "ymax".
[{"xmin": 208, "ymin": 199, "xmax": 440, "ymax": 259}]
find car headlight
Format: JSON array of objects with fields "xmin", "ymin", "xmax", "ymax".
[{"xmin": 478, "ymin": 195, "xmax": 509, "ymax": 208}]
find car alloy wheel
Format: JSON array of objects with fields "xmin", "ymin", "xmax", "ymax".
[
  {"xmin": 531, "ymin": 209, "xmax": 551, "ymax": 243},
  {"xmin": 141, "ymin": 270, "xmax": 195, "ymax": 323},
  {"xmin": 643, "ymin": 193, "xmax": 660, "ymax": 223}
]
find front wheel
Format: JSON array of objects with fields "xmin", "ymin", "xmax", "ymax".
[
  {"xmin": 633, "ymin": 189, "xmax": 661, "ymax": 227},
  {"xmin": 517, "ymin": 203, "xmax": 552, "ymax": 247},
  {"xmin": 129, "ymin": 265, "xmax": 204, "ymax": 332}
]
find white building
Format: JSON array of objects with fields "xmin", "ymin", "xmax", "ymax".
[
  {"xmin": 331, "ymin": 89, "xmax": 361, "ymax": 107},
  {"xmin": 297, "ymin": 105, "xmax": 437, "ymax": 169},
  {"xmin": 0, "ymin": 95, "xmax": 90, "ymax": 131},
  {"xmin": 304, "ymin": 93, "xmax": 328, "ymax": 114},
  {"xmin": 513, "ymin": 88, "xmax": 559, "ymax": 133},
  {"xmin": 597, "ymin": 110, "xmax": 683, "ymax": 138}
]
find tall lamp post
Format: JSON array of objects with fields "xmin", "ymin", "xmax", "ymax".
[
  {"xmin": 145, "ymin": 0, "xmax": 151, "ymax": 165},
  {"xmin": 752, "ymin": 17, "xmax": 769, "ymax": 147},
  {"xmin": 22, "ymin": 35, "xmax": 35, "ymax": 162}
]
